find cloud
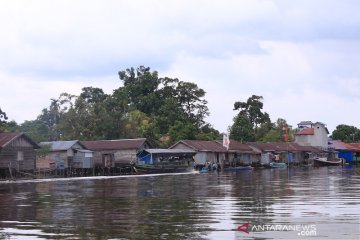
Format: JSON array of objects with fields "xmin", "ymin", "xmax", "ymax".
[
  {"xmin": 0, "ymin": 71, "xmax": 119, "ymax": 123},
  {"xmin": 0, "ymin": 0, "xmax": 359, "ymax": 134}
]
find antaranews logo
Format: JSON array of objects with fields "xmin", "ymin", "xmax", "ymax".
[{"xmin": 237, "ymin": 222, "xmax": 317, "ymax": 237}]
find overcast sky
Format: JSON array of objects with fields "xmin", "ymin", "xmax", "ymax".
[{"xmin": 1, "ymin": 0, "xmax": 359, "ymax": 134}]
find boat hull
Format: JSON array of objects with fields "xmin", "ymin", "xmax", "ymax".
[
  {"xmin": 134, "ymin": 165, "xmax": 192, "ymax": 174},
  {"xmin": 264, "ymin": 162, "xmax": 287, "ymax": 168},
  {"xmin": 313, "ymin": 158, "xmax": 342, "ymax": 167},
  {"xmin": 223, "ymin": 166, "xmax": 253, "ymax": 172}
]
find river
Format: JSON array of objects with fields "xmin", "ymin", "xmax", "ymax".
[{"xmin": 0, "ymin": 166, "xmax": 359, "ymax": 239}]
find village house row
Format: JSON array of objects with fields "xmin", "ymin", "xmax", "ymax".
[{"xmin": 0, "ymin": 121, "xmax": 359, "ymax": 178}]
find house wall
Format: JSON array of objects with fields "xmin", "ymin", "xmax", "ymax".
[
  {"xmin": 91, "ymin": 149, "xmax": 139, "ymax": 167},
  {"xmin": 338, "ymin": 151, "xmax": 354, "ymax": 163},
  {"xmin": 313, "ymin": 123, "xmax": 328, "ymax": 149},
  {"xmin": 115, "ymin": 149, "xmax": 137, "ymax": 164},
  {"xmin": 46, "ymin": 151, "xmax": 68, "ymax": 169},
  {"xmin": 228, "ymin": 152, "xmax": 253, "ymax": 165},
  {"xmin": 0, "ymin": 136, "xmax": 36, "ymax": 171},
  {"xmin": 295, "ymin": 135, "xmax": 312, "ymax": 146},
  {"xmin": 295, "ymin": 123, "xmax": 328, "ymax": 149}
]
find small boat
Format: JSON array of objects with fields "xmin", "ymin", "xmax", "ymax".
[
  {"xmin": 199, "ymin": 167, "xmax": 210, "ymax": 173},
  {"xmin": 223, "ymin": 165, "xmax": 253, "ymax": 172},
  {"xmin": 133, "ymin": 164, "xmax": 191, "ymax": 174},
  {"xmin": 313, "ymin": 157, "xmax": 342, "ymax": 167},
  {"xmin": 135, "ymin": 148, "xmax": 196, "ymax": 174},
  {"xmin": 268, "ymin": 162, "xmax": 287, "ymax": 168}
]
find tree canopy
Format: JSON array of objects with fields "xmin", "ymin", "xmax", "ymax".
[
  {"xmin": 332, "ymin": 124, "xmax": 360, "ymax": 143},
  {"xmin": 12, "ymin": 66, "xmax": 220, "ymax": 146},
  {"xmin": 230, "ymin": 95, "xmax": 272, "ymax": 142}
]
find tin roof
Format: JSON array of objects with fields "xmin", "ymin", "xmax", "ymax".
[
  {"xmin": 248, "ymin": 142, "xmax": 321, "ymax": 153},
  {"xmin": 218, "ymin": 140, "xmax": 255, "ymax": 153},
  {"xmin": 298, "ymin": 121, "xmax": 314, "ymax": 126},
  {"xmin": 0, "ymin": 132, "xmax": 39, "ymax": 149},
  {"xmin": 329, "ymin": 140, "xmax": 360, "ymax": 151},
  {"xmin": 247, "ymin": 142, "xmax": 277, "ymax": 151},
  {"xmin": 81, "ymin": 138, "xmax": 148, "ymax": 151},
  {"xmin": 146, "ymin": 149, "xmax": 196, "ymax": 154},
  {"xmin": 348, "ymin": 143, "xmax": 360, "ymax": 151},
  {"xmin": 39, "ymin": 140, "xmax": 83, "ymax": 151},
  {"xmin": 295, "ymin": 128, "xmax": 314, "ymax": 135},
  {"xmin": 171, "ymin": 140, "xmax": 227, "ymax": 152}
]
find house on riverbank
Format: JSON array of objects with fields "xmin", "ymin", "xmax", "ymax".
[
  {"xmin": 221, "ymin": 140, "xmax": 260, "ymax": 167},
  {"xmin": 248, "ymin": 142, "xmax": 323, "ymax": 166},
  {"xmin": 0, "ymin": 132, "xmax": 39, "ymax": 178},
  {"xmin": 37, "ymin": 140, "xmax": 93, "ymax": 171},
  {"xmin": 170, "ymin": 140, "xmax": 227, "ymax": 168},
  {"xmin": 328, "ymin": 140, "xmax": 360, "ymax": 164},
  {"xmin": 81, "ymin": 138, "xmax": 152, "ymax": 170}
]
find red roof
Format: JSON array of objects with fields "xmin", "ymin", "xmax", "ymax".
[
  {"xmin": 348, "ymin": 143, "xmax": 360, "ymax": 151},
  {"xmin": 81, "ymin": 138, "xmax": 148, "ymax": 151},
  {"xmin": 0, "ymin": 132, "xmax": 39, "ymax": 149},
  {"xmin": 295, "ymin": 128, "xmax": 314, "ymax": 135}
]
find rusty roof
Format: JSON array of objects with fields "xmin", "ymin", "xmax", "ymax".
[
  {"xmin": 222, "ymin": 140, "xmax": 255, "ymax": 153},
  {"xmin": 295, "ymin": 128, "xmax": 314, "ymax": 135},
  {"xmin": 0, "ymin": 132, "xmax": 39, "ymax": 149},
  {"xmin": 348, "ymin": 143, "xmax": 360, "ymax": 151},
  {"xmin": 248, "ymin": 142, "xmax": 322, "ymax": 153},
  {"xmin": 171, "ymin": 140, "xmax": 227, "ymax": 152},
  {"xmin": 329, "ymin": 140, "xmax": 360, "ymax": 151},
  {"xmin": 81, "ymin": 138, "xmax": 149, "ymax": 151},
  {"xmin": 247, "ymin": 142, "xmax": 276, "ymax": 151},
  {"xmin": 295, "ymin": 145, "xmax": 322, "ymax": 153}
]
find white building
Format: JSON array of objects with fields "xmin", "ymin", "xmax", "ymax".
[{"xmin": 295, "ymin": 121, "xmax": 329, "ymax": 149}]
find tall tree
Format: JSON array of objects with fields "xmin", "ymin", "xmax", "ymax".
[
  {"xmin": 229, "ymin": 114, "xmax": 255, "ymax": 142},
  {"xmin": 230, "ymin": 95, "xmax": 271, "ymax": 141},
  {"xmin": 118, "ymin": 66, "xmax": 160, "ymax": 114}
]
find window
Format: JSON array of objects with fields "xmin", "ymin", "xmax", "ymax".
[{"xmin": 17, "ymin": 151, "xmax": 24, "ymax": 161}]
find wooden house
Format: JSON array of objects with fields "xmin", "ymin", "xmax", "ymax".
[
  {"xmin": 170, "ymin": 140, "xmax": 227, "ymax": 168},
  {"xmin": 0, "ymin": 132, "xmax": 39, "ymax": 177},
  {"xmin": 218, "ymin": 140, "xmax": 260, "ymax": 167},
  {"xmin": 38, "ymin": 140, "xmax": 92, "ymax": 170},
  {"xmin": 248, "ymin": 142, "xmax": 321, "ymax": 165},
  {"xmin": 80, "ymin": 138, "xmax": 151, "ymax": 168}
]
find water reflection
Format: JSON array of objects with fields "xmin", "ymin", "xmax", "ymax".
[{"xmin": 0, "ymin": 168, "xmax": 359, "ymax": 239}]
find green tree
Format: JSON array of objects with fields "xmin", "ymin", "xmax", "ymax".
[
  {"xmin": 332, "ymin": 124, "xmax": 360, "ymax": 143},
  {"xmin": 233, "ymin": 95, "xmax": 271, "ymax": 129},
  {"xmin": 261, "ymin": 118, "xmax": 291, "ymax": 142},
  {"xmin": 168, "ymin": 121, "xmax": 197, "ymax": 143},
  {"xmin": 230, "ymin": 95, "xmax": 271, "ymax": 141},
  {"xmin": 195, "ymin": 124, "xmax": 221, "ymax": 141},
  {"xmin": 19, "ymin": 120, "xmax": 51, "ymax": 142},
  {"xmin": 118, "ymin": 66, "xmax": 160, "ymax": 114},
  {"xmin": 118, "ymin": 66, "xmax": 210, "ymax": 141},
  {"xmin": 229, "ymin": 114, "xmax": 255, "ymax": 142},
  {"xmin": 0, "ymin": 107, "xmax": 8, "ymax": 131}
]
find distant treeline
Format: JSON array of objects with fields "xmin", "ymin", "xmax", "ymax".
[{"xmin": 0, "ymin": 66, "xmax": 359, "ymax": 146}]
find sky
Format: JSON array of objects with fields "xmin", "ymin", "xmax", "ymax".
[{"xmin": 1, "ymin": 0, "xmax": 360, "ymax": 134}]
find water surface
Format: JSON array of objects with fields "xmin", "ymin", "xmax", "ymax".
[{"xmin": 0, "ymin": 167, "xmax": 359, "ymax": 239}]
